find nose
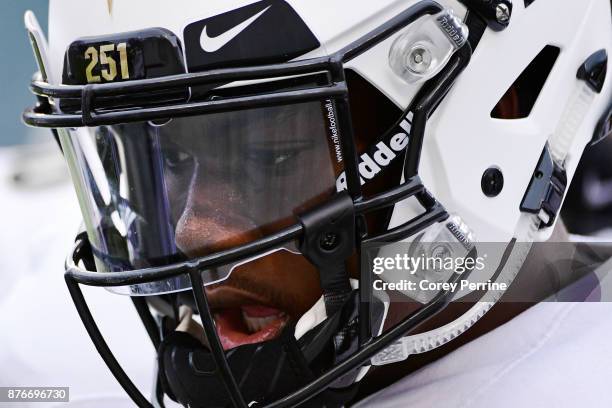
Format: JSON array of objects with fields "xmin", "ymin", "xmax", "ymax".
[{"xmin": 175, "ymin": 175, "xmax": 260, "ymax": 258}]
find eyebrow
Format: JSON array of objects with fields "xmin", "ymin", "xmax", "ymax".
[{"xmin": 247, "ymin": 139, "xmax": 315, "ymax": 149}]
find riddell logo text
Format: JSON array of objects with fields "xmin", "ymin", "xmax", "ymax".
[{"xmin": 336, "ymin": 112, "xmax": 413, "ymax": 191}]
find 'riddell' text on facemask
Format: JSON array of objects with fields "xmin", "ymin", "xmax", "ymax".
[{"xmin": 335, "ymin": 112, "xmax": 413, "ymax": 191}]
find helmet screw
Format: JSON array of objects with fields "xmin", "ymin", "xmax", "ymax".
[
  {"xmin": 481, "ymin": 167, "xmax": 504, "ymax": 197},
  {"xmin": 495, "ymin": 3, "xmax": 511, "ymax": 24},
  {"xmin": 407, "ymin": 45, "xmax": 433, "ymax": 74},
  {"xmin": 320, "ymin": 232, "xmax": 340, "ymax": 251}
]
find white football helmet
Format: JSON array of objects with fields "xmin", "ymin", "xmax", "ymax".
[{"xmin": 23, "ymin": 0, "xmax": 611, "ymax": 406}]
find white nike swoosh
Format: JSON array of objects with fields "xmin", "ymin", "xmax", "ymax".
[{"xmin": 200, "ymin": 5, "xmax": 272, "ymax": 53}]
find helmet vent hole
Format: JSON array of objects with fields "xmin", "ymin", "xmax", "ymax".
[{"xmin": 491, "ymin": 45, "xmax": 560, "ymax": 119}]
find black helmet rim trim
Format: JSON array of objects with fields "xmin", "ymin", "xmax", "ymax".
[{"xmin": 24, "ymin": 1, "xmax": 478, "ymax": 407}]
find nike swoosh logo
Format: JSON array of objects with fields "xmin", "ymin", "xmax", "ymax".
[{"xmin": 200, "ymin": 5, "xmax": 272, "ymax": 53}]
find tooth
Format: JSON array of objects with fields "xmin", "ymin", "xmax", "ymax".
[{"xmin": 242, "ymin": 311, "xmax": 279, "ymax": 333}]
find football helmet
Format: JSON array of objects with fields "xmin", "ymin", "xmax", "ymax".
[{"xmin": 23, "ymin": 0, "xmax": 611, "ymax": 406}]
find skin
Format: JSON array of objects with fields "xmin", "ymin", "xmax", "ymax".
[
  {"xmin": 159, "ymin": 102, "xmax": 334, "ymax": 321},
  {"xmin": 161, "ymin": 74, "xmax": 401, "ymax": 325}
]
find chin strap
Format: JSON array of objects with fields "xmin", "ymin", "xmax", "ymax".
[
  {"xmin": 159, "ymin": 325, "xmax": 330, "ymax": 408},
  {"xmin": 158, "ymin": 290, "xmax": 387, "ymax": 407}
]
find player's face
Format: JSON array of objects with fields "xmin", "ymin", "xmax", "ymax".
[
  {"xmin": 158, "ymin": 76, "xmax": 402, "ymax": 349},
  {"xmin": 160, "ymin": 103, "xmax": 337, "ymax": 350}
]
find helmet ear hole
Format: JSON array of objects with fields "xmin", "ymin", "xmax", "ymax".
[
  {"xmin": 491, "ymin": 86, "xmax": 520, "ymax": 120},
  {"xmin": 490, "ymin": 45, "xmax": 560, "ymax": 119}
]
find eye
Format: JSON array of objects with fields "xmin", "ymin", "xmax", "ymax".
[
  {"xmin": 248, "ymin": 148, "xmax": 297, "ymax": 168},
  {"xmin": 164, "ymin": 146, "xmax": 193, "ymax": 170}
]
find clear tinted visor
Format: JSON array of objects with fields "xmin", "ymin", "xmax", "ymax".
[{"xmin": 60, "ymin": 100, "xmax": 344, "ymax": 294}]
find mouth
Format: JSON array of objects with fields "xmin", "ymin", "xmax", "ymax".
[
  {"xmin": 213, "ymin": 304, "xmax": 289, "ymax": 350},
  {"xmin": 205, "ymin": 285, "xmax": 290, "ymax": 350}
]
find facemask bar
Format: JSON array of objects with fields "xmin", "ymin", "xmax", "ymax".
[{"xmin": 26, "ymin": 1, "xmax": 473, "ymax": 407}]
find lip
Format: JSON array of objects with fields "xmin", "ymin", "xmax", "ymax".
[
  {"xmin": 204, "ymin": 284, "xmax": 288, "ymax": 350},
  {"xmin": 205, "ymin": 284, "xmax": 278, "ymax": 311}
]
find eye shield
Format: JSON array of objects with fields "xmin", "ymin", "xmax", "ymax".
[
  {"xmin": 61, "ymin": 100, "xmax": 342, "ymax": 294},
  {"xmin": 24, "ymin": 25, "xmax": 358, "ymax": 295}
]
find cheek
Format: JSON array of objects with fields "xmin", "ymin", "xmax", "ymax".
[{"xmin": 231, "ymin": 251, "xmax": 323, "ymax": 318}]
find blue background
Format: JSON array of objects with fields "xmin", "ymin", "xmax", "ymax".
[{"xmin": 0, "ymin": 1, "xmax": 48, "ymax": 146}]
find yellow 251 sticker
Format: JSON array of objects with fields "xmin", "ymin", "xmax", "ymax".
[{"xmin": 84, "ymin": 42, "xmax": 130, "ymax": 83}]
